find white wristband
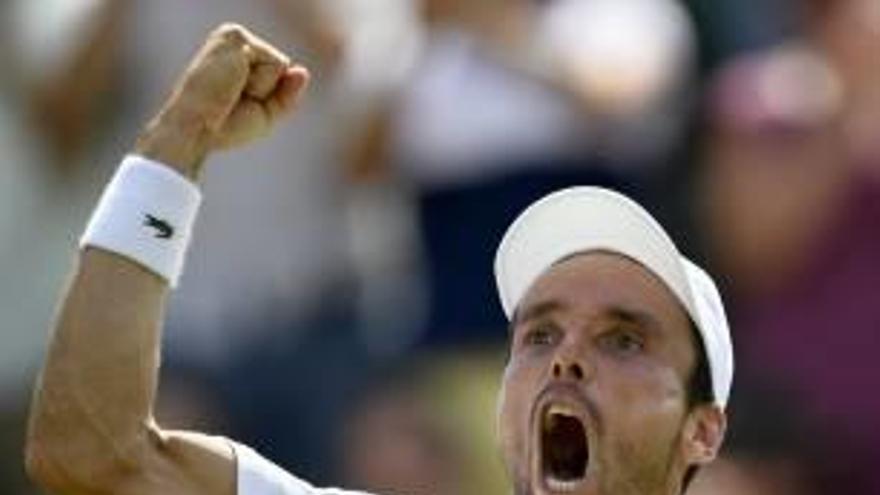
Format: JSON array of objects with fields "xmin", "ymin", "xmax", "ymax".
[{"xmin": 80, "ymin": 155, "xmax": 202, "ymax": 287}]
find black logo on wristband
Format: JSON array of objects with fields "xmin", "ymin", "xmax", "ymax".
[{"xmin": 144, "ymin": 214, "xmax": 175, "ymax": 239}]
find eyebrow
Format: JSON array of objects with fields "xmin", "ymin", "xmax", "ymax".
[
  {"xmin": 605, "ymin": 306, "xmax": 662, "ymax": 333},
  {"xmin": 510, "ymin": 300, "xmax": 565, "ymax": 330},
  {"xmin": 510, "ymin": 300, "xmax": 662, "ymax": 333}
]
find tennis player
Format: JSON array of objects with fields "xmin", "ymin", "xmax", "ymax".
[{"xmin": 25, "ymin": 24, "xmax": 733, "ymax": 495}]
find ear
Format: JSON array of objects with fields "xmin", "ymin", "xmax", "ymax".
[{"xmin": 681, "ymin": 404, "xmax": 727, "ymax": 466}]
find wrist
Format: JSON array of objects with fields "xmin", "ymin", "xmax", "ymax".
[
  {"xmin": 134, "ymin": 109, "xmax": 211, "ymax": 181},
  {"xmin": 80, "ymin": 156, "xmax": 203, "ymax": 287}
]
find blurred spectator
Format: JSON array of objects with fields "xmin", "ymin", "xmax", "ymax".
[
  {"xmin": 699, "ymin": 0, "xmax": 880, "ymax": 491},
  {"xmin": 690, "ymin": 376, "xmax": 821, "ymax": 495},
  {"xmin": 344, "ymin": 0, "xmax": 701, "ymax": 351},
  {"xmin": 10, "ymin": 0, "xmax": 128, "ymax": 172},
  {"xmin": 689, "ymin": 457, "xmax": 813, "ymax": 495},
  {"xmin": 220, "ymin": 302, "xmax": 368, "ymax": 484},
  {"xmin": 341, "ymin": 349, "xmax": 508, "ymax": 495},
  {"xmin": 342, "ymin": 367, "xmax": 461, "ymax": 495},
  {"xmin": 0, "ymin": 0, "xmax": 127, "ymax": 397},
  {"xmin": 684, "ymin": 0, "xmax": 796, "ymax": 72}
]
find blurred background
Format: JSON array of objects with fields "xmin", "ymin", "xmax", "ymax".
[{"xmin": 0, "ymin": 0, "xmax": 878, "ymax": 493}]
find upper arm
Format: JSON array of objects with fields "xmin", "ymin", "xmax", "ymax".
[{"xmin": 113, "ymin": 428, "xmax": 237, "ymax": 495}]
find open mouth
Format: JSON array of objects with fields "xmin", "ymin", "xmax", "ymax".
[{"xmin": 540, "ymin": 404, "xmax": 590, "ymax": 492}]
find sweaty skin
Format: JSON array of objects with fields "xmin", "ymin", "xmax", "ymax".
[
  {"xmin": 25, "ymin": 24, "xmax": 309, "ymax": 495},
  {"xmin": 497, "ymin": 253, "xmax": 725, "ymax": 495}
]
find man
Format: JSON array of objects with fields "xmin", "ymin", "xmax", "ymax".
[{"xmin": 25, "ymin": 24, "xmax": 732, "ymax": 495}]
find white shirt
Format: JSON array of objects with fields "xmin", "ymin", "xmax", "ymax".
[
  {"xmin": 232, "ymin": 441, "xmax": 374, "ymax": 495},
  {"xmin": 390, "ymin": 30, "xmax": 592, "ymax": 187}
]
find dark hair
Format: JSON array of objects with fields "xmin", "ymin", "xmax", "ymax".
[{"xmin": 681, "ymin": 322, "xmax": 715, "ymax": 493}]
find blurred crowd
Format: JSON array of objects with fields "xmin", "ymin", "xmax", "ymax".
[{"xmin": 1, "ymin": 0, "xmax": 878, "ymax": 493}]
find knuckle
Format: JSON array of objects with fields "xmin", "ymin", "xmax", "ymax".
[
  {"xmin": 257, "ymin": 59, "xmax": 285, "ymax": 75},
  {"xmin": 214, "ymin": 23, "xmax": 248, "ymax": 44}
]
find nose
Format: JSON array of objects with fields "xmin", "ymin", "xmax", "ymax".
[{"xmin": 552, "ymin": 357, "xmax": 586, "ymax": 381}]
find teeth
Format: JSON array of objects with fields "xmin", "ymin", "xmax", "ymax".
[
  {"xmin": 547, "ymin": 404, "xmax": 577, "ymax": 417},
  {"xmin": 546, "ymin": 476, "xmax": 581, "ymax": 492},
  {"xmin": 543, "ymin": 404, "xmax": 578, "ymax": 431}
]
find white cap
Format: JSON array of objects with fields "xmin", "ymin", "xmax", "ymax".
[{"xmin": 494, "ymin": 187, "xmax": 733, "ymax": 408}]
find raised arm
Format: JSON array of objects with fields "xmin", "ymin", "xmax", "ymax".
[{"xmin": 25, "ymin": 24, "xmax": 309, "ymax": 495}]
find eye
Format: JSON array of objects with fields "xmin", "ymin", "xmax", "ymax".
[
  {"xmin": 522, "ymin": 324, "xmax": 559, "ymax": 347},
  {"xmin": 599, "ymin": 328, "xmax": 645, "ymax": 356}
]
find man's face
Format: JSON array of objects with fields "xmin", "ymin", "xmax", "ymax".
[{"xmin": 497, "ymin": 252, "xmax": 700, "ymax": 495}]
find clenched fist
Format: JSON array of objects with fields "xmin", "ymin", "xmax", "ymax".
[{"xmin": 135, "ymin": 23, "xmax": 310, "ymax": 179}]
